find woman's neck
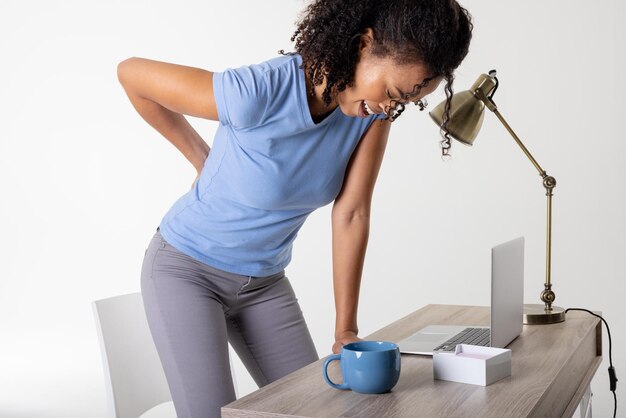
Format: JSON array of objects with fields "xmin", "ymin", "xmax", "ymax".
[{"xmin": 304, "ymin": 72, "xmax": 338, "ymax": 123}]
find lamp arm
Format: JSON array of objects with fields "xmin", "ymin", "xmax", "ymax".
[
  {"xmin": 475, "ymin": 90, "xmax": 546, "ymax": 176},
  {"xmin": 476, "ymin": 90, "xmax": 558, "ymax": 311}
]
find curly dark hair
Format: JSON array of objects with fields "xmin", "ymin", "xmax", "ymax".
[{"xmin": 286, "ymin": 0, "xmax": 473, "ymax": 156}]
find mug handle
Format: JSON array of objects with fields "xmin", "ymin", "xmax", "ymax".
[{"xmin": 323, "ymin": 354, "xmax": 349, "ymax": 390}]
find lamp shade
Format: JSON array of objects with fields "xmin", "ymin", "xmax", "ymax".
[{"xmin": 429, "ymin": 73, "xmax": 498, "ymax": 145}]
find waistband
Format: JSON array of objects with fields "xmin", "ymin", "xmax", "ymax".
[{"xmin": 153, "ymin": 226, "xmax": 284, "ymax": 281}]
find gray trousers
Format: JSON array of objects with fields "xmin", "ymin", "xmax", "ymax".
[{"xmin": 140, "ymin": 228, "xmax": 319, "ymax": 418}]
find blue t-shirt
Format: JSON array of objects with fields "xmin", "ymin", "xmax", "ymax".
[{"xmin": 159, "ymin": 53, "xmax": 383, "ymax": 277}]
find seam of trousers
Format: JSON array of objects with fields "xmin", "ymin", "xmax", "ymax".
[
  {"xmin": 226, "ymin": 312, "xmax": 270, "ymax": 387},
  {"xmin": 148, "ymin": 236, "xmax": 193, "ymax": 418}
]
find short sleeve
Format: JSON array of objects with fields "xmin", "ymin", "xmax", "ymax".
[{"xmin": 213, "ymin": 64, "xmax": 270, "ymax": 130}]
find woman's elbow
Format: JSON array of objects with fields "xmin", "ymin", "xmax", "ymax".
[
  {"xmin": 332, "ymin": 207, "xmax": 371, "ymax": 225},
  {"xmin": 116, "ymin": 57, "xmax": 138, "ymax": 85}
]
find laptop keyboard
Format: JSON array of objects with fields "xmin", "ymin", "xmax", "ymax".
[{"xmin": 433, "ymin": 327, "xmax": 491, "ymax": 352}]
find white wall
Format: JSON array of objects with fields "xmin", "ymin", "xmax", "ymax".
[{"xmin": 1, "ymin": 0, "xmax": 624, "ymax": 416}]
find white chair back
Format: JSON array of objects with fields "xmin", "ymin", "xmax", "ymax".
[{"xmin": 93, "ymin": 292, "xmax": 238, "ymax": 418}]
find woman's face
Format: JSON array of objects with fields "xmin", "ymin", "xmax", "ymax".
[{"xmin": 335, "ymin": 36, "xmax": 442, "ymax": 119}]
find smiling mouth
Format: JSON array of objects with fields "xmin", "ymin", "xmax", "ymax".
[{"xmin": 360, "ymin": 101, "xmax": 375, "ymax": 117}]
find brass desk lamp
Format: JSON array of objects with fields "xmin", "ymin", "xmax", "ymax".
[{"xmin": 429, "ymin": 70, "xmax": 565, "ymax": 325}]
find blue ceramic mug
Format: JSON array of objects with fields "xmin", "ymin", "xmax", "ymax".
[{"xmin": 322, "ymin": 341, "xmax": 401, "ymax": 394}]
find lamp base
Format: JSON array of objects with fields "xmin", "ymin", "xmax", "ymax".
[{"xmin": 523, "ymin": 304, "xmax": 566, "ymax": 325}]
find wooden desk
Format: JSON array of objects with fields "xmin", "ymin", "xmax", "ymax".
[{"xmin": 222, "ymin": 304, "xmax": 602, "ymax": 418}]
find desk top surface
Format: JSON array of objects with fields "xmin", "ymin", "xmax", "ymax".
[{"xmin": 222, "ymin": 304, "xmax": 601, "ymax": 418}]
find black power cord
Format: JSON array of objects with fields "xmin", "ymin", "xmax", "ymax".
[{"xmin": 565, "ymin": 308, "xmax": 618, "ymax": 418}]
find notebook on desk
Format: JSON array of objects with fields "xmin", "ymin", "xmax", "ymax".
[{"xmin": 398, "ymin": 237, "xmax": 524, "ymax": 356}]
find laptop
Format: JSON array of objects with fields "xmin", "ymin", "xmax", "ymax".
[{"xmin": 398, "ymin": 237, "xmax": 524, "ymax": 355}]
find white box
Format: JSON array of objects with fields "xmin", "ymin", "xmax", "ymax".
[{"xmin": 433, "ymin": 344, "xmax": 512, "ymax": 386}]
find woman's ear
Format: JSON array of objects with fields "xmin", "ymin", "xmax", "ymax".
[{"xmin": 359, "ymin": 28, "xmax": 375, "ymax": 52}]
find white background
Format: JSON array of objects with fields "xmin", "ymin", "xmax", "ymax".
[{"xmin": 1, "ymin": 0, "xmax": 624, "ymax": 416}]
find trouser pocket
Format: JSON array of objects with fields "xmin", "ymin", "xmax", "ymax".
[{"xmin": 238, "ymin": 271, "xmax": 285, "ymax": 294}]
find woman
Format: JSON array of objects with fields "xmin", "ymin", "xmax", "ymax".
[{"xmin": 118, "ymin": 1, "xmax": 472, "ymax": 416}]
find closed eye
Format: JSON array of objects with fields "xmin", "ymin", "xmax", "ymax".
[{"xmin": 385, "ymin": 89, "xmax": 406, "ymax": 103}]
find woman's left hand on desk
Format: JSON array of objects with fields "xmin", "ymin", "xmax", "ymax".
[{"xmin": 332, "ymin": 331, "xmax": 362, "ymax": 354}]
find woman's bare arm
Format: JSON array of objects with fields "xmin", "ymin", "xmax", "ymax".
[
  {"xmin": 117, "ymin": 57, "xmax": 217, "ymax": 174},
  {"xmin": 330, "ymin": 118, "xmax": 391, "ymax": 353}
]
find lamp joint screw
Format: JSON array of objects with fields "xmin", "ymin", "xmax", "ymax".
[
  {"xmin": 541, "ymin": 286, "xmax": 556, "ymax": 311},
  {"xmin": 543, "ymin": 176, "xmax": 556, "ymax": 189}
]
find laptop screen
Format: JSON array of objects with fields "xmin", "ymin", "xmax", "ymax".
[{"xmin": 490, "ymin": 236, "xmax": 524, "ymax": 348}]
